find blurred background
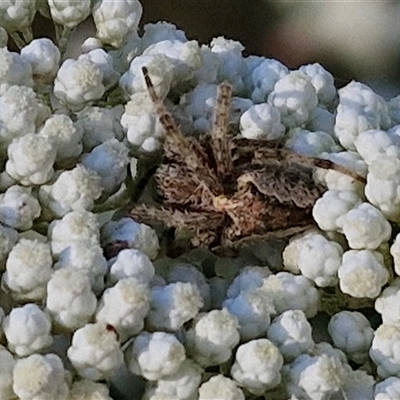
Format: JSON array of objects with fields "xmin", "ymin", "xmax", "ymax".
[{"xmin": 30, "ymin": 0, "xmax": 400, "ymax": 98}]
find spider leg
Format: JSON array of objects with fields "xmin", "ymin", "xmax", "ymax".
[
  {"xmin": 141, "ymin": 66, "xmax": 221, "ymax": 193},
  {"xmin": 232, "ymin": 135, "xmax": 365, "ymax": 184},
  {"xmin": 130, "ymin": 203, "xmax": 223, "ymax": 228},
  {"xmin": 235, "ymin": 166, "xmax": 322, "ymax": 208},
  {"xmin": 214, "ymin": 225, "xmax": 314, "ymax": 253},
  {"xmin": 129, "ymin": 204, "xmax": 224, "ymax": 247},
  {"xmin": 142, "ymin": 66, "xmax": 183, "ymax": 145},
  {"xmin": 210, "ymin": 82, "xmax": 234, "ymax": 180},
  {"xmin": 283, "ymin": 150, "xmax": 366, "ymax": 183}
]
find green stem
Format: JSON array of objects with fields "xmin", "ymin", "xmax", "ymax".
[
  {"xmin": 55, "ymin": 24, "xmax": 72, "ymax": 55},
  {"xmin": 10, "ymin": 32, "xmax": 25, "ymax": 49},
  {"xmin": 21, "ymin": 27, "xmax": 33, "ymax": 44}
]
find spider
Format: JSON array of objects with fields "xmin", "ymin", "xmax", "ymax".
[{"xmin": 129, "ymin": 67, "xmax": 365, "ymax": 251}]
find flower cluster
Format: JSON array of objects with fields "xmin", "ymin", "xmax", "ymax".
[{"xmin": 0, "ymin": 1, "xmax": 400, "ymax": 400}]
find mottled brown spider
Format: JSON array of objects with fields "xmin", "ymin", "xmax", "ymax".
[{"xmin": 129, "ymin": 67, "xmax": 365, "ymax": 250}]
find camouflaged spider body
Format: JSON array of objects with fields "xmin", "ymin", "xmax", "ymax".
[{"xmin": 130, "ymin": 67, "xmax": 365, "ymax": 249}]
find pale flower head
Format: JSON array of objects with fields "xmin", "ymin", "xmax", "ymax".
[
  {"xmin": 54, "ymin": 58, "xmax": 105, "ymax": 111},
  {"xmin": 0, "ymin": 48, "xmax": 33, "ymax": 95},
  {"xmin": 48, "ymin": 0, "xmax": 91, "ymax": 28},
  {"xmin": 0, "ymin": 0, "xmax": 36, "ymax": 33},
  {"xmin": 21, "ymin": 38, "xmax": 61, "ymax": 81},
  {"xmin": 93, "ymin": 0, "xmax": 142, "ymax": 48}
]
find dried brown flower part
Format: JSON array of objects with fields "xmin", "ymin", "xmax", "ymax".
[{"xmin": 130, "ymin": 67, "xmax": 365, "ymax": 250}]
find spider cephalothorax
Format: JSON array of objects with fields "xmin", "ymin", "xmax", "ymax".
[{"xmin": 130, "ymin": 67, "xmax": 365, "ymax": 250}]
